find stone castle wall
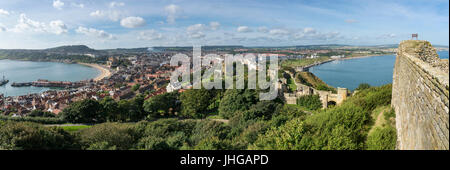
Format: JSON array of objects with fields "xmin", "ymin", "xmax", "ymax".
[{"xmin": 392, "ymin": 40, "xmax": 449, "ymax": 150}]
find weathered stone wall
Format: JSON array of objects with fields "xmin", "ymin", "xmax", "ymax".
[{"xmin": 392, "ymin": 40, "xmax": 449, "ymax": 150}]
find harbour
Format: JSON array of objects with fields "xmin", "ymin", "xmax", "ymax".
[{"xmin": 0, "ymin": 59, "xmax": 101, "ymax": 97}]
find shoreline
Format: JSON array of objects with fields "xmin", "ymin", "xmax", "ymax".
[
  {"xmin": 301, "ymin": 54, "xmax": 394, "ymax": 72},
  {"xmin": 337, "ymin": 54, "xmax": 392, "ymax": 61},
  {"xmin": 78, "ymin": 63, "xmax": 112, "ymax": 81}
]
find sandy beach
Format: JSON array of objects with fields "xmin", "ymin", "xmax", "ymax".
[
  {"xmin": 78, "ymin": 63, "xmax": 112, "ymax": 81},
  {"xmin": 338, "ymin": 54, "xmax": 391, "ymax": 61}
]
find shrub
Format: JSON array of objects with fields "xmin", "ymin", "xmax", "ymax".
[
  {"xmin": 180, "ymin": 89, "xmax": 215, "ymax": 118},
  {"xmin": 190, "ymin": 120, "xmax": 231, "ymax": 146},
  {"xmin": 218, "ymin": 89, "xmax": 258, "ymax": 119},
  {"xmin": 366, "ymin": 126, "xmax": 397, "ymax": 150},
  {"xmin": 79, "ymin": 123, "xmax": 138, "ymax": 150},
  {"xmin": 0, "ymin": 115, "xmax": 66, "ymax": 124},
  {"xmin": 251, "ymin": 118, "xmax": 308, "ymax": 150},
  {"xmin": 242, "ymin": 101, "xmax": 280, "ymax": 121},
  {"xmin": 28, "ymin": 110, "xmax": 56, "ymax": 117},
  {"xmin": 270, "ymin": 105, "xmax": 307, "ymax": 127},
  {"xmin": 194, "ymin": 137, "xmax": 232, "ymax": 150},
  {"xmin": 356, "ymin": 83, "xmax": 371, "ymax": 91},
  {"xmin": 138, "ymin": 136, "xmax": 170, "ymax": 150},
  {"xmin": 315, "ymin": 84, "xmax": 335, "ymax": 92},
  {"xmin": 0, "ymin": 121, "xmax": 78, "ymax": 150},
  {"xmin": 297, "ymin": 95, "xmax": 322, "ymax": 110}
]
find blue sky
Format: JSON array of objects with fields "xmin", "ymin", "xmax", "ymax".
[{"xmin": 0, "ymin": 0, "xmax": 448, "ymax": 49}]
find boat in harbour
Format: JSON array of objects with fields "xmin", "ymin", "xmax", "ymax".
[{"xmin": 0, "ymin": 75, "xmax": 9, "ymax": 86}]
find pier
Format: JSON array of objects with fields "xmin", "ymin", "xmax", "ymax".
[
  {"xmin": 11, "ymin": 79, "xmax": 85, "ymax": 88},
  {"xmin": 295, "ymin": 59, "xmax": 334, "ymax": 72}
]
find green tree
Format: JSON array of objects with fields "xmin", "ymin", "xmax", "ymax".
[
  {"xmin": 356, "ymin": 83, "xmax": 371, "ymax": 91},
  {"xmin": 99, "ymin": 97, "xmax": 120, "ymax": 122},
  {"xmin": 144, "ymin": 92, "xmax": 180, "ymax": 118},
  {"xmin": 117, "ymin": 94, "xmax": 146, "ymax": 122},
  {"xmin": 132, "ymin": 84, "xmax": 141, "ymax": 91},
  {"xmin": 218, "ymin": 89, "xmax": 258, "ymax": 119},
  {"xmin": 61, "ymin": 99, "xmax": 106, "ymax": 123},
  {"xmin": 180, "ymin": 89, "xmax": 214, "ymax": 118}
]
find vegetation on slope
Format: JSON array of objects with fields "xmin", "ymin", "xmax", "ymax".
[
  {"xmin": 281, "ymin": 56, "xmax": 330, "ymax": 68},
  {"xmin": 251, "ymin": 84, "xmax": 394, "ymax": 150},
  {"xmin": 296, "ymin": 71, "xmax": 336, "ymax": 92},
  {"xmin": 0, "ymin": 83, "xmax": 396, "ymax": 150}
]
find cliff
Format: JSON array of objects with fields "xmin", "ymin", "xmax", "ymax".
[{"xmin": 392, "ymin": 40, "xmax": 449, "ymax": 150}]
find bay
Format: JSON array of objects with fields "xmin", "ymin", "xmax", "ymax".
[
  {"xmin": 0, "ymin": 59, "xmax": 100, "ymax": 96},
  {"xmin": 309, "ymin": 51, "xmax": 448, "ymax": 91}
]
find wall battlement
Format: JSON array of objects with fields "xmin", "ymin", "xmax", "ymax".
[{"xmin": 392, "ymin": 40, "xmax": 449, "ymax": 150}]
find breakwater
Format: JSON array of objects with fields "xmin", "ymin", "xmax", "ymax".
[{"xmin": 11, "ymin": 79, "xmax": 85, "ymax": 88}]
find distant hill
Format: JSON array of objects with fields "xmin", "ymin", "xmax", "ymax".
[{"xmin": 45, "ymin": 45, "xmax": 97, "ymax": 54}]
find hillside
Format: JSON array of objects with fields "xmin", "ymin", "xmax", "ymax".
[
  {"xmin": 45, "ymin": 45, "xmax": 97, "ymax": 54},
  {"xmin": 296, "ymin": 71, "xmax": 336, "ymax": 92}
]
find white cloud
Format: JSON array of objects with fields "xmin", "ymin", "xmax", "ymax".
[
  {"xmin": 13, "ymin": 14, "xmax": 46, "ymax": 33},
  {"xmin": 303, "ymin": 27, "xmax": 316, "ymax": 34},
  {"xmin": 138, "ymin": 30, "xmax": 163, "ymax": 41},
  {"xmin": 292, "ymin": 28, "xmax": 340, "ymax": 41},
  {"xmin": 110, "ymin": 2, "xmax": 125, "ymax": 8},
  {"xmin": 120, "ymin": 16, "xmax": 146, "ymax": 28},
  {"xmin": 164, "ymin": 4, "xmax": 180, "ymax": 24},
  {"xmin": 71, "ymin": 3, "xmax": 85, "ymax": 8},
  {"xmin": 48, "ymin": 20, "xmax": 68, "ymax": 34},
  {"xmin": 76, "ymin": 26, "xmax": 115, "ymax": 39},
  {"xmin": 258, "ymin": 26, "xmax": 269, "ymax": 33},
  {"xmin": 187, "ymin": 24, "xmax": 206, "ymax": 39},
  {"xmin": 90, "ymin": 10, "xmax": 104, "ymax": 17},
  {"xmin": 187, "ymin": 24, "xmax": 205, "ymax": 32},
  {"xmin": 90, "ymin": 10, "xmax": 123, "ymax": 21},
  {"xmin": 53, "ymin": 0, "xmax": 64, "ymax": 10},
  {"xmin": 209, "ymin": 22, "xmax": 220, "ymax": 30},
  {"xmin": 237, "ymin": 26, "xmax": 252, "ymax": 33},
  {"xmin": 269, "ymin": 29, "xmax": 290, "ymax": 35},
  {"xmin": 379, "ymin": 33, "xmax": 397, "ymax": 39},
  {"xmin": 12, "ymin": 14, "xmax": 67, "ymax": 35},
  {"xmin": 0, "ymin": 9, "xmax": 10, "ymax": 16}
]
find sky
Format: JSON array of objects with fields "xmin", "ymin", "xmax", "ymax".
[{"xmin": 0, "ymin": 0, "xmax": 448, "ymax": 49}]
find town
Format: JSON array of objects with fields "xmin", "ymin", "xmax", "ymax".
[{"xmin": 1, "ymin": 43, "xmax": 446, "ymax": 118}]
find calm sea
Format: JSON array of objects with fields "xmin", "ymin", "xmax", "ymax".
[
  {"xmin": 0, "ymin": 60, "xmax": 100, "ymax": 97},
  {"xmin": 310, "ymin": 51, "xmax": 449, "ymax": 91}
]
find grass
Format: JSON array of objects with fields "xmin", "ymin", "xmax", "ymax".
[
  {"xmin": 297, "ymin": 72, "xmax": 336, "ymax": 93},
  {"xmin": 281, "ymin": 56, "xmax": 330, "ymax": 68},
  {"xmin": 369, "ymin": 105, "xmax": 389, "ymax": 134},
  {"xmin": 61, "ymin": 125, "xmax": 91, "ymax": 132},
  {"xmin": 286, "ymin": 76, "xmax": 297, "ymax": 91}
]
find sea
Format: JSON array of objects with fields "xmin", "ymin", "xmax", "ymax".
[
  {"xmin": 309, "ymin": 51, "xmax": 449, "ymax": 91},
  {"xmin": 0, "ymin": 60, "xmax": 100, "ymax": 97}
]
